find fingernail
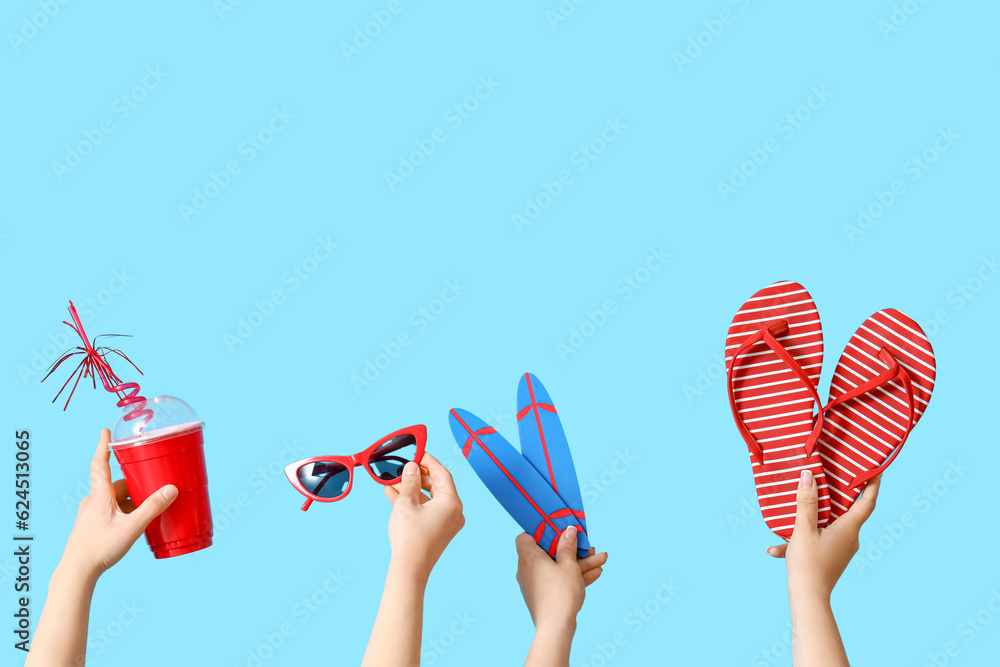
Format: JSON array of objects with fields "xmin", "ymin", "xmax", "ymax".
[
  {"xmin": 403, "ymin": 461, "xmax": 419, "ymax": 476},
  {"xmin": 800, "ymin": 470, "xmax": 813, "ymax": 488},
  {"xmin": 419, "ymin": 464, "xmax": 430, "ymax": 475},
  {"xmin": 161, "ymin": 485, "xmax": 178, "ymax": 500},
  {"xmin": 563, "ymin": 526, "xmax": 577, "ymax": 539}
]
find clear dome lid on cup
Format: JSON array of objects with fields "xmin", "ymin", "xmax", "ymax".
[{"xmin": 111, "ymin": 395, "xmax": 203, "ymax": 447}]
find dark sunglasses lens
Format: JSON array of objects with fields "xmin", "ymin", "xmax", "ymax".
[
  {"xmin": 368, "ymin": 434, "xmax": 418, "ymax": 481},
  {"xmin": 297, "ymin": 461, "xmax": 350, "ymax": 499}
]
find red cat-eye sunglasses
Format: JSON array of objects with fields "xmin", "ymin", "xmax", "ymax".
[{"xmin": 284, "ymin": 425, "xmax": 428, "ymax": 510}]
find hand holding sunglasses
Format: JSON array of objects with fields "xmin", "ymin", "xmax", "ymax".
[
  {"xmin": 361, "ymin": 452, "xmax": 465, "ymax": 667},
  {"xmin": 285, "ymin": 425, "xmax": 429, "ymax": 510},
  {"xmin": 384, "ymin": 452, "xmax": 465, "ymax": 572}
]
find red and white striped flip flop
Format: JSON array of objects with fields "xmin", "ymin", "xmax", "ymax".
[
  {"xmin": 726, "ymin": 281, "xmax": 831, "ymax": 539},
  {"xmin": 818, "ymin": 309, "xmax": 936, "ymax": 522}
]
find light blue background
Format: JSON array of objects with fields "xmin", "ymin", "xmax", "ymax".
[{"xmin": 3, "ymin": 1, "xmax": 998, "ymax": 665}]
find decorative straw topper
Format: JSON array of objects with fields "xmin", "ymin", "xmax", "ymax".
[{"xmin": 41, "ymin": 300, "xmax": 154, "ymax": 433}]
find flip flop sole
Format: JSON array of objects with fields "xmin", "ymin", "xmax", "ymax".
[
  {"xmin": 726, "ymin": 280, "xmax": 830, "ymax": 538},
  {"xmin": 819, "ymin": 309, "xmax": 936, "ymax": 521}
]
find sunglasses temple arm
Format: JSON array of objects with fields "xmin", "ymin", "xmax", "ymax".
[{"xmin": 300, "ymin": 498, "xmax": 313, "ymax": 511}]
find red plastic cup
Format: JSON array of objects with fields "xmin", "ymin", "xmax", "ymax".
[{"xmin": 110, "ymin": 397, "xmax": 213, "ymax": 559}]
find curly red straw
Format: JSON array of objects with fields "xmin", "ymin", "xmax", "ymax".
[{"xmin": 41, "ymin": 300, "xmax": 154, "ymax": 432}]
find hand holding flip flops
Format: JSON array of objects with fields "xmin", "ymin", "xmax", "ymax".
[{"xmin": 726, "ymin": 280, "xmax": 937, "ymax": 539}]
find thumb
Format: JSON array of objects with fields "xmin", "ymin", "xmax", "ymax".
[
  {"xmin": 766, "ymin": 544, "xmax": 788, "ymax": 559},
  {"xmin": 556, "ymin": 525, "xmax": 579, "ymax": 565},
  {"xmin": 127, "ymin": 485, "xmax": 178, "ymax": 534},
  {"xmin": 394, "ymin": 461, "xmax": 422, "ymax": 507},
  {"xmin": 792, "ymin": 469, "xmax": 819, "ymax": 536}
]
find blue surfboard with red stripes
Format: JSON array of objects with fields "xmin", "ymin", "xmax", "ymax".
[
  {"xmin": 448, "ymin": 374, "xmax": 590, "ymax": 559},
  {"xmin": 516, "ymin": 373, "xmax": 588, "ymax": 536}
]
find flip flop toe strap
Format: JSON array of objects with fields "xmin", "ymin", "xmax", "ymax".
[
  {"xmin": 822, "ymin": 347, "xmax": 916, "ymax": 490},
  {"xmin": 727, "ymin": 320, "xmax": 826, "ymax": 465}
]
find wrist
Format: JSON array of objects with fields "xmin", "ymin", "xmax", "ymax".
[
  {"xmin": 526, "ymin": 617, "xmax": 575, "ymax": 667},
  {"xmin": 788, "ymin": 580, "xmax": 833, "ymax": 608},
  {"xmin": 387, "ymin": 554, "xmax": 431, "ymax": 590},
  {"xmin": 534, "ymin": 613, "xmax": 578, "ymax": 637},
  {"xmin": 56, "ymin": 550, "xmax": 101, "ymax": 589}
]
